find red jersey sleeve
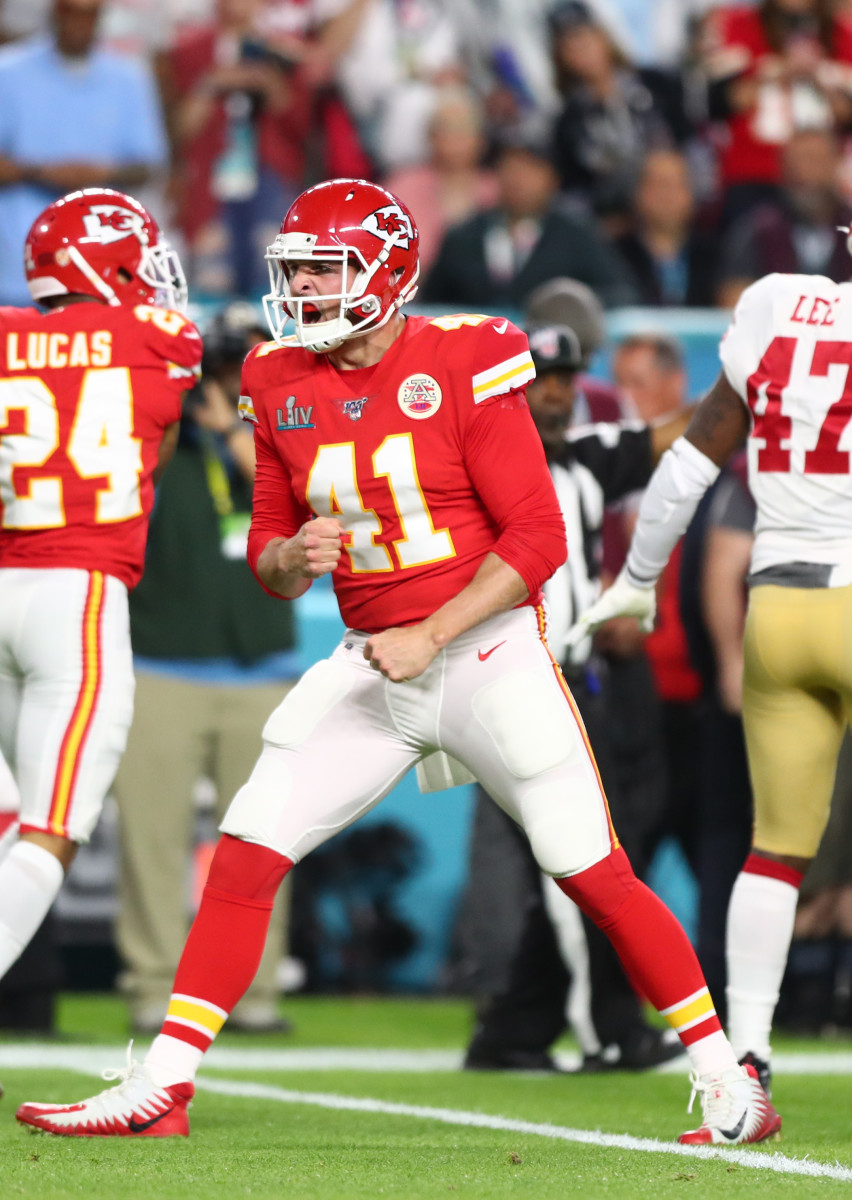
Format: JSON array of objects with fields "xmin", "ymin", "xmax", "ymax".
[
  {"xmin": 458, "ymin": 319, "xmax": 565, "ymax": 595},
  {"xmin": 462, "ymin": 395, "xmax": 566, "ymax": 596},
  {"xmin": 466, "ymin": 317, "xmax": 535, "ymax": 405},
  {"xmin": 132, "ymin": 304, "xmax": 203, "ymax": 423},
  {"xmin": 238, "ymin": 343, "xmax": 263, "ymax": 427},
  {"xmin": 132, "ymin": 305, "xmax": 203, "ymax": 368},
  {"xmin": 247, "ymin": 420, "xmax": 313, "ymax": 595}
]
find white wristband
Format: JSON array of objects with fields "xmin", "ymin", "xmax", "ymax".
[{"xmin": 625, "ymin": 436, "xmax": 720, "ymax": 586}]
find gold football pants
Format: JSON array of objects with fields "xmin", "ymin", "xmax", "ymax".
[{"xmin": 743, "ymin": 583, "xmax": 852, "ymax": 858}]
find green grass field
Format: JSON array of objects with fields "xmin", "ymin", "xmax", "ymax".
[{"xmin": 1, "ymin": 995, "xmax": 851, "ymax": 1199}]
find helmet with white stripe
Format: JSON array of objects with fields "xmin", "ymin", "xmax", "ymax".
[
  {"xmin": 25, "ymin": 188, "xmax": 187, "ymax": 312},
  {"xmin": 263, "ymin": 178, "xmax": 420, "ymax": 353}
]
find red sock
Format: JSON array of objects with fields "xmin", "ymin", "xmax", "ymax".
[
  {"xmin": 556, "ymin": 848, "xmax": 723, "ymax": 1046},
  {"xmin": 160, "ymin": 834, "xmax": 292, "ymax": 1051},
  {"xmin": 742, "ymin": 850, "xmax": 805, "ymax": 889}
]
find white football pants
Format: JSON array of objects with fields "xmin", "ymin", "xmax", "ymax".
[
  {"xmin": 0, "ymin": 567, "xmax": 134, "ymax": 842},
  {"xmin": 221, "ymin": 606, "xmax": 618, "ymax": 879}
]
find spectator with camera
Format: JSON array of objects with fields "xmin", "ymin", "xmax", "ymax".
[
  {"xmin": 113, "ymin": 301, "xmax": 299, "ymax": 1035},
  {"xmin": 703, "ymin": 0, "xmax": 852, "ymax": 226},
  {"xmin": 167, "ymin": 0, "xmax": 368, "ymax": 297}
]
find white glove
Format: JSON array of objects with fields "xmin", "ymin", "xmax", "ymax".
[{"xmin": 564, "ymin": 569, "xmax": 656, "ymax": 648}]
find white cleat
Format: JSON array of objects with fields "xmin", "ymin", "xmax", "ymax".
[
  {"xmin": 678, "ymin": 1062, "xmax": 781, "ymax": 1145},
  {"xmin": 16, "ymin": 1051, "xmax": 193, "ymax": 1138}
]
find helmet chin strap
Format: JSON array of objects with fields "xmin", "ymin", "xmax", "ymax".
[
  {"xmin": 67, "ymin": 246, "xmax": 120, "ymax": 305},
  {"xmin": 302, "ymin": 314, "xmax": 354, "ymax": 354}
]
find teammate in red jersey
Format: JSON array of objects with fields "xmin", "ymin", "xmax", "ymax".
[
  {"xmin": 16, "ymin": 180, "xmax": 777, "ymax": 1146},
  {"xmin": 0, "ymin": 190, "xmax": 201, "ymax": 1017}
]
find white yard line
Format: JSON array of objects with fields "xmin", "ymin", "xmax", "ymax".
[
  {"xmin": 0, "ymin": 1045, "xmax": 463, "ymax": 1073},
  {"xmin": 1, "ymin": 1044, "xmax": 852, "ymax": 1074},
  {"xmin": 195, "ymin": 1076, "xmax": 852, "ymax": 1182}
]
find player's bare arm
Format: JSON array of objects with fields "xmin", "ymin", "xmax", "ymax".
[
  {"xmin": 256, "ymin": 517, "xmax": 343, "ymax": 599},
  {"xmin": 649, "ymin": 407, "xmax": 691, "ymax": 463},
  {"xmin": 684, "ymin": 371, "xmax": 750, "ymax": 464},
  {"xmin": 365, "ymin": 552, "xmax": 528, "ymax": 682}
]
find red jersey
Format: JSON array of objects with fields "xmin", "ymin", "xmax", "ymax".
[
  {"xmin": 0, "ymin": 302, "xmax": 201, "ymax": 588},
  {"xmin": 242, "ymin": 314, "xmax": 567, "ymax": 632}
]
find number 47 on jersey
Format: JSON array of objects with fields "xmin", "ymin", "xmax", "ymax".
[{"xmin": 747, "ymin": 336, "xmax": 852, "ymax": 474}]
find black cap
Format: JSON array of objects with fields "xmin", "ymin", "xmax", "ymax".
[
  {"xmin": 549, "ymin": 0, "xmax": 596, "ymax": 35},
  {"xmin": 526, "ymin": 324, "xmax": 583, "ymax": 373}
]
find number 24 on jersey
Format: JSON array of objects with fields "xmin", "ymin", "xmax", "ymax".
[{"xmin": 0, "ymin": 369, "xmax": 141, "ymax": 530}]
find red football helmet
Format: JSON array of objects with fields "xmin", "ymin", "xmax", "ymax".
[
  {"xmin": 263, "ymin": 178, "xmax": 420, "ymax": 352},
  {"xmin": 24, "ymin": 188, "xmax": 187, "ymax": 312}
]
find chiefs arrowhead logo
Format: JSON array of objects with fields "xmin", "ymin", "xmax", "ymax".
[
  {"xmin": 361, "ymin": 205, "xmax": 414, "ymax": 249},
  {"xmin": 82, "ymin": 205, "xmax": 147, "ymax": 245}
]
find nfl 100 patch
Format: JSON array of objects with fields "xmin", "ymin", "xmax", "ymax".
[{"xmin": 342, "ymin": 396, "xmax": 369, "ymax": 422}]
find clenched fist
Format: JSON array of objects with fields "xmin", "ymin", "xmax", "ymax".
[
  {"xmin": 364, "ymin": 623, "xmax": 441, "ymax": 682},
  {"xmin": 294, "ymin": 516, "xmax": 344, "ymax": 578},
  {"xmin": 257, "ymin": 517, "xmax": 345, "ymax": 598}
]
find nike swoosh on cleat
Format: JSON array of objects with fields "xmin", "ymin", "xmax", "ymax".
[
  {"xmin": 478, "ymin": 641, "xmax": 507, "ymax": 662},
  {"xmin": 128, "ymin": 1107, "xmax": 175, "ymax": 1133},
  {"xmin": 719, "ymin": 1110, "xmax": 748, "ymax": 1141}
]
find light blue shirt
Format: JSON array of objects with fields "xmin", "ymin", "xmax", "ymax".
[{"xmin": 0, "ymin": 37, "xmax": 168, "ymax": 304}]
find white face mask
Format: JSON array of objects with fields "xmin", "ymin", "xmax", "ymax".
[
  {"xmin": 262, "ymin": 231, "xmax": 419, "ymax": 354},
  {"xmin": 140, "ymin": 238, "xmax": 188, "ymax": 314}
]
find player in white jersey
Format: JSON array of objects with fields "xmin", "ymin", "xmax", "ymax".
[{"xmin": 569, "ymin": 268, "xmax": 852, "ymax": 1098}]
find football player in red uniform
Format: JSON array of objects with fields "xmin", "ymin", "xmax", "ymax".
[
  {"xmin": 0, "ymin": 190, "xmax": 201, "ymax": 1020},
  {"xmin": 16, "ymin": 180, "xmax": 777, "ymax": 1146}
]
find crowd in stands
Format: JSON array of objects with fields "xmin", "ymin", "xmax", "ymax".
[{"xmin": 6, "ymin": 0, "xmax": 852, "ymax": 309}]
